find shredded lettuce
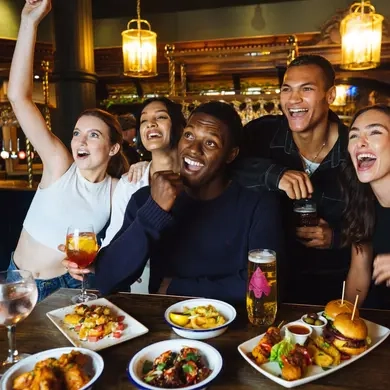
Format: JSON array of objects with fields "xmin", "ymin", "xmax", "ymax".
[{"xmin": 269, "ymin": 333, "xmax": 294, "ymax": 368}]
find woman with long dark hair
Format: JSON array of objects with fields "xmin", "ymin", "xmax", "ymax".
[
  {"xmin": 342, "ymin": 104, "xmax": 390, "ymax": 308},
  {"xmin": 64, "ymin": 97, "xmax": 186, "ymax": 293},
  {"xmin": 8, "ymin": 0, "xmax": 128, "ymax": 301}
]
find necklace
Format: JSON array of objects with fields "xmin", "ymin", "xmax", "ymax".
[{"xmin": 298, "ymin": 122, "xmax": 330, "ymax": 176}]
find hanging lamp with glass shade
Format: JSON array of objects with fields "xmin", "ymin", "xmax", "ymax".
[
  {"xmin": 122, "ymin": 0, "xmax": 158, "ymax": 77},
  {"xmin": 340, "ymin": 0, "xmax": 384, "ymax": 70}
]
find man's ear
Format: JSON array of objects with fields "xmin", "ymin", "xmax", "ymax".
[
  {"xmin": 226, "ymin": 147, "xmax": 239, "ymax": 164},
  {"xmin": 327, "ymin": 85, "xmax": 336, "ymax": 105},
  {"xmin": 109, "ymin": 143, "xmax": 120, "ymax": 156}
]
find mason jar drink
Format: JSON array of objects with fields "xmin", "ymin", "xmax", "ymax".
[
  {"xmin": 246, "ymin": 249, "xmax": 277, "ymax": 326},
  {"xmin": 293, "ymin": 199, "xmax": 318, "ymax": 227}
]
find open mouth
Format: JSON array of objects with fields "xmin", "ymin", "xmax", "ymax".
[
  {"xmin": 77, "ymin": 150, "xmax": 90, "ymax": 159},
  {"xmin": 357, "ymin": 153, "xmax": 377, "ymax": 170},
  {"xmin": 183, "ymin": 156, "xmax": 205, "ymax": 172},
  {"xmin": 146, "ymin": 130, "xmax": 163, "ymax": 140},
  {"xmin": 288, "ymin": 108, "xmax": 309, "ymax": 117}
]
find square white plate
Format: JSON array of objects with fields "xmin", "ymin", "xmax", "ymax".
[
  {"xmin": 237, "ymin": 317, "xmax": 390, "ymax": 388},
  {"xmin": 46, "ymin": 297, "xmax": 149, "ymax": 351}
]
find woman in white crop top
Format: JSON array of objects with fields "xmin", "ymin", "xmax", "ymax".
[
  {"xmin": 7, "ymin": 0, "xmax": 128, "ymax": 301},
  {"xmin": 64, "ymin": 97, "xmax": 186, "ymax": 293}
]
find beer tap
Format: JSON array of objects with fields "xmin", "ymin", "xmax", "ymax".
[{"xmin": 10, "ymin": 139, "xmax": 18, "ymax": 159}]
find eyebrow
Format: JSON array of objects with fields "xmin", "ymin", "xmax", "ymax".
[
  {"xmin": 141, "ymin": 109, "xmax": 168, "ymax": 116},
  {"xmin": 282, "ymin": 82, "xmax": 316, "ymax": 88},
  {"xmin": 350, "ymin": 123, "xmax": 389, "ymax": 132},
  {"xmin": 74, "ymin": 128, "xmax": 103, "ymax": 135}
]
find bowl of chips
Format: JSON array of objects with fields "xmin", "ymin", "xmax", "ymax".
[{"xmin": 164, "ymin": 298, "xmax": 236, "ymax": 340}]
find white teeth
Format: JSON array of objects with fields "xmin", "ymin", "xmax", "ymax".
[
  {"xmin": 289, "ymin": 108, "xmax": 308, "ymax": 113},
  {"xmin": 184, "ymin": 157, "xmax": 204, "ymax": 167},
  {"xmin": 147, "ymin": 132, "xmax": 162, "ymax": 140},
  {"xmin": 357, "ymin": 153, "xmax": 376, "ymax": 161},
  {"xmin": 77, "ymin": 150, "xmax": 89, "ymax": 156}
]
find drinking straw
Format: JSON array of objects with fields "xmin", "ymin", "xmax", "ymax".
[{"xmin": 351, "ymin": 295, "xmax": 359, "ymax": 321}]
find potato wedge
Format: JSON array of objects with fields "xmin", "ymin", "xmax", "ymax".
[
  {"xmin": 313, "ymin": 336, "xmax": 341, "ymax": 366},
  {"xmin": 306, "ymin": 339, "xmax": 334, "ymax": 367}
]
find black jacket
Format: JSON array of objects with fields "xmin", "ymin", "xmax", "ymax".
[{"xmin": 232, "ymin": 112, "xmax": 351, "ymax": 304}]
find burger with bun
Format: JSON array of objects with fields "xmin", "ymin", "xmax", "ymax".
[
  {"xmin": 323, "ymin": 299, "xmax": 358, "ymax": 323},
  {"xmin": 326, "ymin": 313, "xmax": 369, "ymax": 356}
]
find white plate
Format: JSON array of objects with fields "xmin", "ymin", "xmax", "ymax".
[
  {"xmin": 237, "ymin": 317, "xmax": 390, "ymax": 388},
  {"xmin": 0, "ymin": 347, "xmax": 103, "ymax": 390},
  {"xmin": 46, "ymin": 297, "xmax": 149, "ymax": 351}
]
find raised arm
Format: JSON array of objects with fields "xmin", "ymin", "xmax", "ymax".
[{"xmin": 7, "ymin": 0, "xmax": 72, "ymax": 186}]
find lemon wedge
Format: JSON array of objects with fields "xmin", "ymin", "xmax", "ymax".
[{"xmin": 169, "ymin": 312, "xmax": 190, "ymax": 327}]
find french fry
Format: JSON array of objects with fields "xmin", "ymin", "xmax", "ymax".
[{"xmin": 313, "ymin": 336, "xmax": 341, "ymax": 365}]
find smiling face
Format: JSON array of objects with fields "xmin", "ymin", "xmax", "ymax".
[
  {"xmin": 178, "ymin": 112, "xmax": 238, "ymax": 191},
  {"xmin": 280, "ymin": 64, "xmax": 336, "ymax": 133},
  {"xmin": 71, "ymin": 115, "xmax": 119, "ymax": 172},
  {"xmin": 139, "ymin": 101, "xmax": 172, "ymax": 152},
  {"xmin": 348, "ymin": 109, "xmax": 390, "ymax": 184}
]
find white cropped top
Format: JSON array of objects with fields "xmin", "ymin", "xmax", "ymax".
[{"xmin": 23, "ymin": 163, "xmax": 112, "ymax": 250}]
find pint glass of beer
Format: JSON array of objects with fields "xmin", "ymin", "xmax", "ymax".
[
  {"xmin": 293, "ymin": 199, "xmax": 318, "ymax": 227},
  {"xmin": 246, "ymin": 249, "xmax": 277, "ymax": 326}
]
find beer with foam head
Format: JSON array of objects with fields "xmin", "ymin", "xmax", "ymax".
[
  {"xmin": 246, "ymin": 249, "xmax": 277, "ymax": 326},
  {"xmin": 293, "ymin": 199, "xmax": 318, "ymax": 227}
]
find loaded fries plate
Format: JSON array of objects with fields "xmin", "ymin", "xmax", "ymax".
[
  {"xmin": 46, "ymin": 298, "xmax": 149, "ymax": 351},
  {"xmin": 237, "ymin": 301, "xmax": 390, "ymax": 388}
]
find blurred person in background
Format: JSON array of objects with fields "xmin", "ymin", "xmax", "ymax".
[{"xmin": 118, "ymin": 113, "xmax": 141, "ymax": 166}]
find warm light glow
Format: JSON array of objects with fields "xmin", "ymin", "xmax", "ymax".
[
  {"xmin": 122, "ymin": 26, "xmax": 157, "ymax": 77},
  {"xmin": 122, "ymin": 0, "xmax": 157, "ymax": 78},
  {"xmin": 0, "ymin": 150, "xmax": 9, "ymax": 159},
  {"xmin": 340, "ymin": 1, "xmax": 383, "ymax": 70},
  {"xmin": 18, "ymin": 150, "xmax": 26, "ymax": 160},
  {"xmin": 333, "ymin": 85, "xmax": 350, "ymax": 106}
]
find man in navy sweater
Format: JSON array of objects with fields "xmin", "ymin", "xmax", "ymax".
[{"xmin": 94, "ymin": 101, "xmax": 283, "ymax": 303}]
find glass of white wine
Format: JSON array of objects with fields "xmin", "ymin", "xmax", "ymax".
[{"xmin": 0, "ymin": 269, "xmax": 38, "ymax": 376}]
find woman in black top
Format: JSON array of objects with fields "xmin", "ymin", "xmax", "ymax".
[{"xmin": 342, "ymin": 104, "xmax": 390, "ymax": 309}]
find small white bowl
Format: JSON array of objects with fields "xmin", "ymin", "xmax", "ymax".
[
  {"xmin": 127, "ymin": 339, "xmax": 223, "ymax": 390},
  {"xmin": 0, "ymin": 347, "xmax": 104, "ymax": 390},
  {"xmin": 301, "ymin": 314, "xmax": 328, "ymax": 338},
  {"xmin": 164, "ymin": 298, "xmax": 236, "ymax": 340},
  {"xmin": 283, "ymin": 321, "xmax": 312, "ymax": 345}
]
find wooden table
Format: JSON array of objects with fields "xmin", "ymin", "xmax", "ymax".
[{"xmin": 1, "ymin": 288, "xmax": 390, "ymax": 389}]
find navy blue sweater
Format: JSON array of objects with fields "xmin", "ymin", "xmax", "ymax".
[{"xmin": 95, "ymin": 181, "xmax": 283, "ymax": 303}]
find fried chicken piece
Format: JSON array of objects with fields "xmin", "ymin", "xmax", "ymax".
[
  {"xmin": 30, "ymin": 366, "xmax": 62, "ymax": 390},
  {"xmin": 63, "ymin": 364, "xmax": 90, "ymax": 390},
  {"xmin": 12, "ymin": 371, "xmax": 34, "ymax": 389},
  {"xmin": 282, "ymin": 361, "xmax": 302, "ymax": 381}
]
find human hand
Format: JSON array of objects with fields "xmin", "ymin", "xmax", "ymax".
[
  {"xmin": 372, "ymin": 254, "xmax": 390, "ymax": 287},
  {"xmin": 58, "ymin": 244, "xmax": 94, "ymax": 282},
  {"xmin": 127, "ymin": 161, "xmax": 149, "ymax": 183},
  {"xmin": 151, "ymin": 170, "xmax": 183, "ymax": 212},
  {"xmin": 296, "ymin": 218, "xmax": 333, "ymax": 249},
  {"xmin": 278, "ymin": 170, "xmax": 313, "ymax": 199},
  {"xmin": 22, "ymin": 0, "xmax": 51, "ymax": 25}
]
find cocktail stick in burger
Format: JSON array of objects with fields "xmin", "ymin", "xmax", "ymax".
[
  {"xmin": 323, "ymin": 299, "xmax": 358, "ymax": 324},
  {"xmin": 327, "ymin": 313, "xmax": 369, "ymax": 356},
  {"xmin": 252, "ymin": 327, "xmax": 282, "ymax": 364}
]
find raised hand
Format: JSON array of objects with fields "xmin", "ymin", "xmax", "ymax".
[
  {"xmin": 127, "ymin": 161, "xmax": 149, "ymax": 183},
  {"xmin": 296, "ymin": 218, "xmax": 333, "ymax": 249},
  {"xmin": 151, "ymin": 170, "xmax": 183, "ymax": 212},
  {"xmin": 278, "ymin": 170, "xmax": 313, "ymax": 200},
  {"xmin": 22, "ymin": 0, "xmax": 52, "ymax": 25}
]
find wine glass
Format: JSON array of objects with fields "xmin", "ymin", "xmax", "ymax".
[
  {"xmin": 66, "ymin": 225, "xmax": 99, "ymax": 304},
  {"xmin": 0, "ymin": 270, "xmax": 38, "ymax": 376}
]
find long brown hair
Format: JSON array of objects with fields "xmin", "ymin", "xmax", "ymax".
[
  {"xmin": 77, "ymin": 108, "xmax": 129, "ymax": 178},
  {"xmin": 341, "ymin": 104, "xmax": 390, "ymax": 248}
]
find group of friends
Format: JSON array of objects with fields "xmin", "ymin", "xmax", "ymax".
[{"xmin": 6, "ymin": 0, "xmax": 390, "ymax": 310}]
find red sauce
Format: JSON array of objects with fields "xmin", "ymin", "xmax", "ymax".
[{"xmin": 288, "ymin": 325, "xmax": 310, "ymax": 335}]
